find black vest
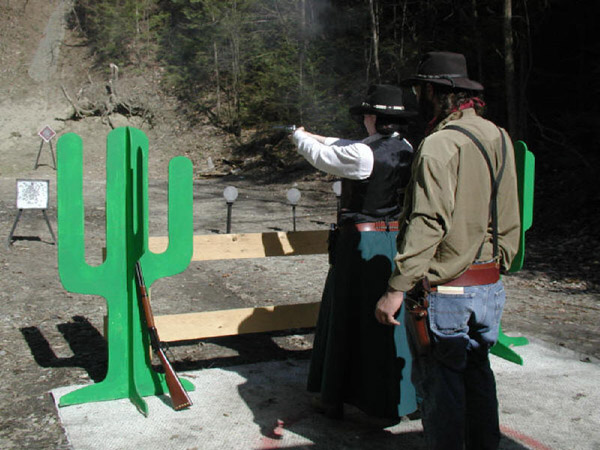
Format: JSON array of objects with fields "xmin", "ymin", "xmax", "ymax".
[{"xmin": 339, "ymin": 136, "xmax": 413, "ymax": 225}]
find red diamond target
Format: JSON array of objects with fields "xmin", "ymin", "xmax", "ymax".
[{"xmin": 38, "ymin": 126, "xmax": 56, "ymax": 143}]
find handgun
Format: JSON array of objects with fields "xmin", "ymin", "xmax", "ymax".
[{"xmin": 272, "ymin": 125, "xmax": 297, "ymax": 133}]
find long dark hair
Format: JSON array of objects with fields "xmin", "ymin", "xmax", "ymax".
[{"xmin": 434, "ymin": 86, "xmax": 486, "ymax": 120}]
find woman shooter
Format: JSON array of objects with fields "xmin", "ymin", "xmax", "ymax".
[{"xmin": 292, "ymin": 84, "xmax": 418, "ymax": 423}]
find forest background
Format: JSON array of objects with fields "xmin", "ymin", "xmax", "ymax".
[{"xmin": 68, "ymin": 0, "xmax": 599, "ymax": 281}]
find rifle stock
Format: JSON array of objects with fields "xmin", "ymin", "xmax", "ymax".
[{"xmin": 135, "ymin": 262, "xmax": 192, "ymax": 411}]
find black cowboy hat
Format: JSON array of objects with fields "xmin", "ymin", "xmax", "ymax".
[
  {"xmin": 400, "ymin": 52, "xmax": 484, "ymax": 91},
  {"xmin": 349, "ymin": 84, "xmax": 417, "ymax": 119}
]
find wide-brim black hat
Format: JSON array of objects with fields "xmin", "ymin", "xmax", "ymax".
[
  {"xmin": 349, "ymin": 84, "xmax": 417, "ymax": 119},
  {"xmin": 400, "ymin": 52, "xmax": 484, "ymax": 91}
]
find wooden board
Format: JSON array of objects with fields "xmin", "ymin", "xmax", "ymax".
[
  {"xmin": 148, "ymin": 230, "xmax": 329, "ymax": 261},
  {"xmin": 154, "ymin": 302, "xmax": 321, "ymax": 342}
]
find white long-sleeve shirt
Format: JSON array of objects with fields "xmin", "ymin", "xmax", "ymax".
[{"xmin": 292, "ymin": 129, "xmax": 391, "ymax": 180}]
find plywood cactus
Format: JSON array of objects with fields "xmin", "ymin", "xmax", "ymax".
[
  {"xmin": 56, "ymin": 127, "xmax": 194, "ymax": 414},
  {"xmin": 491, "ymin": 140, "xmax": 535, "ymax": 365}
]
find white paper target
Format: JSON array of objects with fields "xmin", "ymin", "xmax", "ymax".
[{"xmin": 16, "ymin": 179, "xmax": 49, "ymax": 209}]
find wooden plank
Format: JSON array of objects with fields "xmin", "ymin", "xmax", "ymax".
[
  {"xmin": 154, "ymin": 302, "xmax": 320, "ymax": 342},
  {"xmin": 148, "ymin": 230, "xmax": 329, "ymax": 261}
]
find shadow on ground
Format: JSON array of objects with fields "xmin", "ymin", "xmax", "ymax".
[{"xmin": 23, "ymin": 316, "xmax": 533, "ymax": 449}]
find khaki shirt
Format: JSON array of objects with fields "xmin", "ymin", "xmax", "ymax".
[{"xmin": 388, "ymin": 108, "xmax": 521, "ymax": 292}]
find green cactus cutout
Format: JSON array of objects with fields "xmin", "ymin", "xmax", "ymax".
[
  {"xmin": 491, "ymin": 140, "xmax": 535, "ymax": 365},
  {"xmin": 508, "ymin": 141, "xmax": 535, "ymax": 274},
  {"xmin": 56, "ymin": 127, "xmax": 195, "ymax": 415}
]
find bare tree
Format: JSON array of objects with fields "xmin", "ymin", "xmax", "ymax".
[
  {"xmin": 471, "ymin": 0, "xmax": 483, "ymax": 82},
  {"xmin": 299, "ymin": 0, "xmax": 307, "ymax": 123},
  {"xmin": 214, "ymin": 41, "xmax": 221, "ymax": 119},
  {"xmin": 368, "ymin": 0, "xmax": 381, "ymax": 83},
  {"xmin": 517, "ymin": 0, "xmax": 533, "ymax": 140},
  {"xmin": 504, "ymin": 0, "xmax": 517, "ymax": 136}
]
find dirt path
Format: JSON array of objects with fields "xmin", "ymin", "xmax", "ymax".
[{"xmin": 28, "ymin": 0, "xmax": 73, "ymax": 82}]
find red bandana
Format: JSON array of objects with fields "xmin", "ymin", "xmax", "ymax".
[
  {"xmin": 450, "ymin": 97, "xmax": 486, "ymax": 113},
  {"xmin": 425, "ymin": 97, "xmax": 486, "ymax": 136}
]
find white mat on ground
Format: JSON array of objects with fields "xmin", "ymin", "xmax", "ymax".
[
  {"xmin": 52, "ymin": 359, "xmax": 424, "ymax": 450},
  {"xmin": 52, "ymin": 340, "xmax": 600, "ymax": 450},
  {"xmin": 492, "ymin": 338, "xmax": 600, "ymax": 450}
]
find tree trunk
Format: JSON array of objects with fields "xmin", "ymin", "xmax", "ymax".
[
  {"xmin": 230, "ymin": 36, "xmax": 241, "ymax": 135},
  {"xmin": 299, "ymin": 0, "xmax": 306, "ymax": 123},
  {"xmin": 214, "ymin": 42, "xmax": 221, "ymax": 119},
  {"xmin": 207, "ymin": 7, "xmax": 221, "ymax": 121},
  {"xmin": 368, "ymin": 0, "xmax": 381, "ymax": 83},
  {"xmin": 472, "ymin": 0, "xmax": 483, "ymax": 83},
  {"xmin": 504, "ymin": 0, "xmax": 517, "ymax": 136},
  {"xmin": 517, "ymin": 0, "xmax": 533, "ymax": 140},
  {"xmin": 399, "ymin": 0, "xmax": 408, "ymax": 62},
  {"xmin": 228, "ymin": 2, "xmax": 241, "ymax": 135}
]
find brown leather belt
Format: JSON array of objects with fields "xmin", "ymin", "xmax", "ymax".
[
  {"xmin": 345, "ymin": 221, "xmax": 400, "ymax": 232},
  {"xmin": 431, "ymin": 262, "xmax": 500, "ymax": 291}
]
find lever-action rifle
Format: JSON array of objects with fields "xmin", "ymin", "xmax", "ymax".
[{"xmin": 134, "ymin": 262, "xmax": 192, "ymax": 411}]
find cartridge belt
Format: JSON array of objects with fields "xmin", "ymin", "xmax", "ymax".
[{"xmin": 343, "ymin": 221, "xmax": 400, "ymax": 232}]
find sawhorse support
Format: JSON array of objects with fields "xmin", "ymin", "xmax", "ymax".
[
  {"xmin": 147, "ymin": 230, "xmax": 528, "ymax": 365},
  {"xmin": 149, "ymin": 231, "xmax": 327, "ymax": 339}
]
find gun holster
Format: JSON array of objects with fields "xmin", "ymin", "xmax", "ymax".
[
  {"xmin": 405, "ymin": 277, "xmax": 432, "ymax": 356},
  {"xmin": 327, "ymin": 223, "xmax": 339, "ymax": 266}
]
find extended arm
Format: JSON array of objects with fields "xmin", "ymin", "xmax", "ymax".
[{"xmin": 292, "ymin": 127, "xmax": 374, "ymax": 179}]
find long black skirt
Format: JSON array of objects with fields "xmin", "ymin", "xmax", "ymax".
[{"xmin": 307, "ymin": 226, "xmax": 417, "ymax": 418}]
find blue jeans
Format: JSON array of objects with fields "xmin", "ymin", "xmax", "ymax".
[{"xmin": 411, "ymin": 280, "xmax": 506, "ymax": 450}]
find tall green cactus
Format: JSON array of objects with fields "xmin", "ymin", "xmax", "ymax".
[
  {"xmin": 490, "ymin": 140, "xmax": 535, "ymax": 365},
  {"xmin": 56, "ymin": 127, "xmax": 194, "ymax": 415}
]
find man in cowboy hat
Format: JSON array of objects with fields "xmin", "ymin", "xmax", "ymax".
[
  {"xmin": 375, "ymin": 52, "xmax": 521, "ymax": 448},
  {"xmin": 291, "ymin": 84, "xmax": 419, "ymax": 423}
]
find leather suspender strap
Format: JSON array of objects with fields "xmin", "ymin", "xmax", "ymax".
[{"xmin": 444, "ymin": 125, "xmax": 508, "ymax": 260}]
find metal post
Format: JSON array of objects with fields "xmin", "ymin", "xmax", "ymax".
[
  {"xmin": 223, "ymin": 186, "xmax": 238, "ymax": 234},
  {"xmin": 226, "ymin": 202, "xmax": 233, "ymax": 234},
  {"xmin": 292, "ymin": 205, "xmax": 297, "ymax": 232},
  {"xmin": 286, "ymin": 188, "xmax": 301, "ymax": 232}
]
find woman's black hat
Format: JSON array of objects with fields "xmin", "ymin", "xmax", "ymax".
[
  {"xmin": 349, "ymin": 84, "xmax": 417, "ymax": 119},
  {"xmin": 400, "ymin": 52, "xmax": 484, "ymax": 91}
]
